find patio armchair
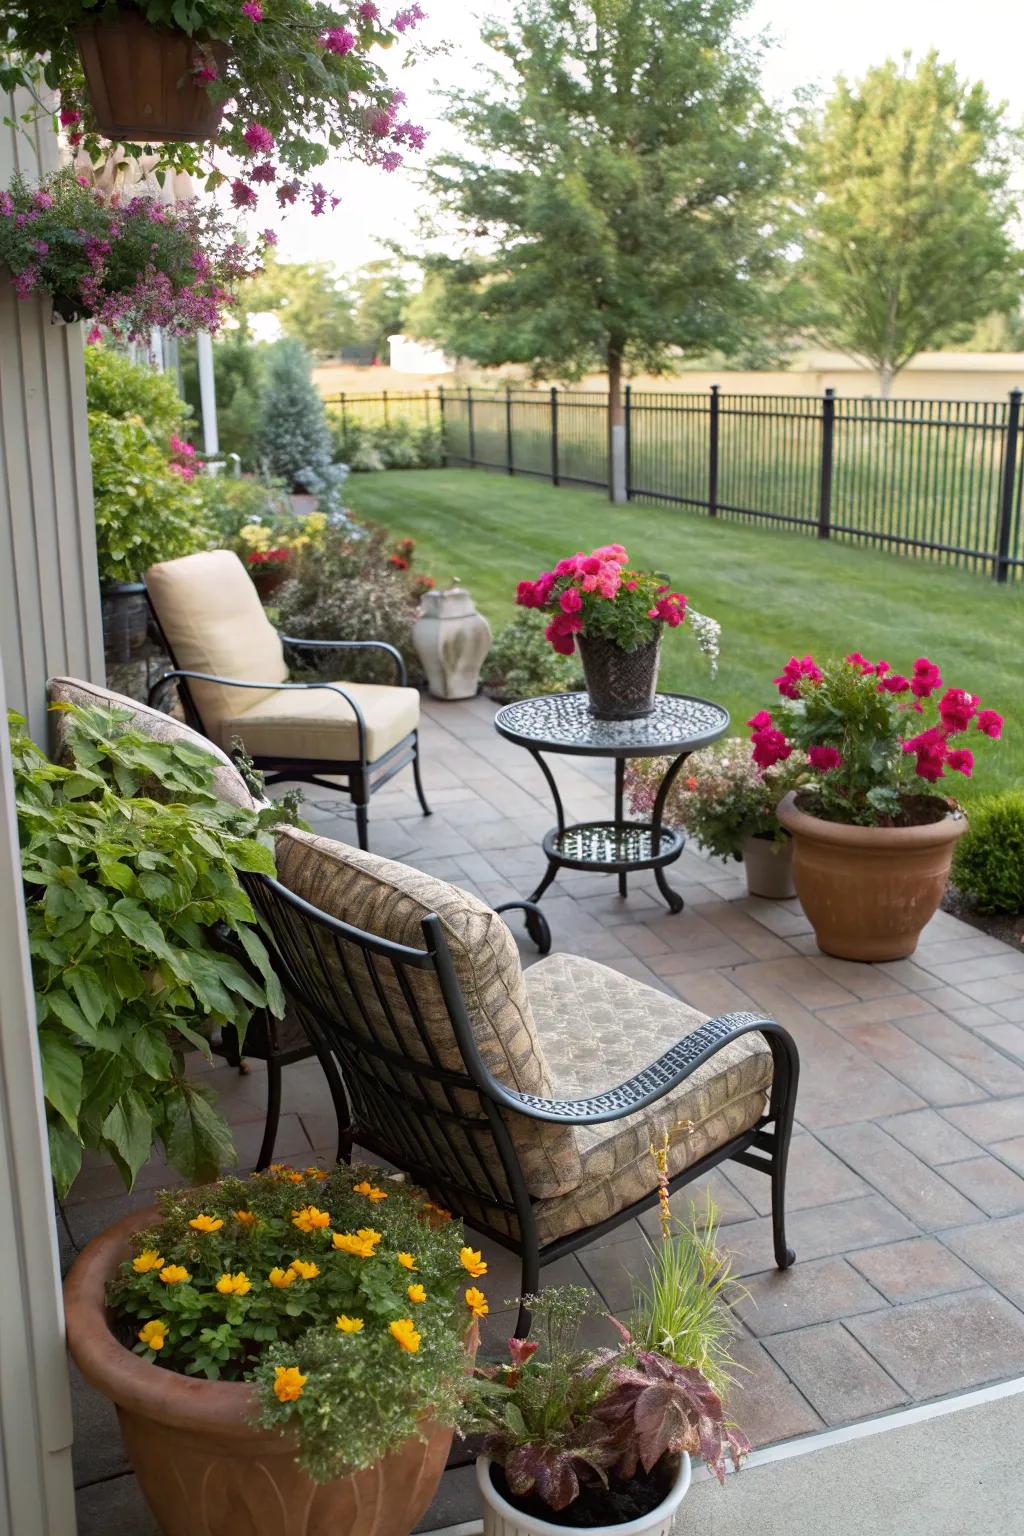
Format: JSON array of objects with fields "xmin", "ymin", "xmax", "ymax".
[
  {"xmin": 246, "ymin": 826, "xmax": 800, "ymax": 1334},
  {"xmin": 144, "ymin": 549, "xmax": 430, "ymax": 850}
]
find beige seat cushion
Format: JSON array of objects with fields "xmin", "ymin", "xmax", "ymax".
[
  {"xmin": 46, "ymin": 675, "xmax": 257, "ymax": 810},
  {"xmin": 228, "ymin": 681, "xmax": 420, "ymax": 765},
  {"xmin": 145, "ymin": 550, "xmax": 289, "ymax": 744},
  {"xmin": 523, "ymin": 954, "xmax": 773, "ymax": 1245},
  {"xmin": 273, "ymin": 827, "xmax": 583, "ymax": 1201}
]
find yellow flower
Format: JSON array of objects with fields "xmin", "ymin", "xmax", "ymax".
[
  {"xmin": 138, "ymin": 1319, "xmax": 167, "ymax": 1351},
  {"xmin": 353, "ymin": 1180, "xmax": 388, "ymax": 1203},
  {"xmin": 305, "ymin": 1166, "xmax": 329, "ymax": 1181},
  {"xmin": 215, "ymin": 1271, "xmax": 252, "ymax": 1296},
  {"xmin": 336, "ymin": 1315, "xmax": 365, "ymax": 1333},
  {"xmin": 285, "ymin": 1170, "xmax": 305, "ymax": 1185},
  {"xmin": 289, "ymin": 1259, "xmax": 320, "ymax": 1281},
  {"xmin": 332, "ymin": 1232, "xmax": 378, "ymax": 1259},
  {"xmin": 273, "ymin": 1366, "xmax": 307, "ymax": 1402},
  {"xmin": 189, "ymin": 1214, "xmax": 224, "ymax": 1234},
  {"xmin": 397, "ymin": 1252, "xmax": 417, "ymax": 1271},
  {"xmin": 407, "ymin": 1283, "xmax": 427, "ymax": 1304},
  {"xmin": 389, "ymin": 1318, "xmax": 421, "ymax": 1354},
  {"xmin": 356, "ymin": 1228, "xmax": 383, "ymax": 1248},
  {"xmin": 465, "ymin": 1286, "xmax": 489, "ymax": 1319},
  {"xmin": 132, "ymin": 1249, "xmax": 165, "ymax": 1275},
  {"xmin": 234, "ymin": 1210, "xmax": 258, "ymax": 1229},
  {"xmin": 268, "ymin": 1267, "xmax": 295, "ymax": 1289},
  {"xmin": 459, "ymin": 1247, "xmax": 488, "ymax": 1279},
  {"xmin": 239, "ymin": 523, "xmax": 273, "ymax": 552},
  {"xmin": 292, "ymin": 1206, "xmax": 331, "ymax": 1234},
  {"xmin": 159, "ymin": 1265, "xmax": 190, "ymax": 1286}
]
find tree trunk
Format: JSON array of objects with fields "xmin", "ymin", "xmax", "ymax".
[
  {"xmin": 879, "ymin": 362, "xmax": 894, "ymax": 399},
  {"xmin": 607, "ymin": 341, "xmax": 627, "ymax": 504}
]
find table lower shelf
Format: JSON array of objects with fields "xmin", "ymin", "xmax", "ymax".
[{"xmin": 541, "ymin": 819, "xmax": 684, "ymax": 872}]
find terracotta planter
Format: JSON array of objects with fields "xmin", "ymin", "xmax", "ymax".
[
  {"xmin": 577, "ymin": 633, "xmax": 661, "ymax": 720},
  {"xmin": 64, "ymin": 1206, "xmax": 461, "ymax": 1536},
  {"xmin": 742, "ymin": 833, "xmax": 796, "ymax": 900},
  {"xmin": 777, "ymin": 791, "xmax": 968, "ymax": 961},
  {"xmin": 75, "ymin": 13, "xmax": 228, "ymax": 143}
]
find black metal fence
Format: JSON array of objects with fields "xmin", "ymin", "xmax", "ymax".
[
  {"xmin": 327, "ymin": 389, "xmax": 441, "ymax": 432},
  {"xmin": 332, "ymin": 385, "xmax": 1024, "ymax": 582}
]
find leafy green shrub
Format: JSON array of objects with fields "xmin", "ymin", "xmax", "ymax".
[
  {"xmin": 89, "ymin": 412, "xmax": 212, "ymax": 583},
  {"xmin": 275, "ymin": 525, "xmax": 423, "ymax": 684},
  {"xmin": 12, "ymin": 703, "xmax": 286, "ymax": 1197},
  {"xmin": 107, "ymin": 1165, "xmax": 475, "ymax": 1482},
  {"xmin": 952, "ymin": 790, "xmax": 1024, "ymax": 914},
  {"xmin": 331, "ymin": 415, "xmax": 444, "ymax": 472},
  {"xmin": 258, "ymin": 339, "xmax": 344, "ymax": 498},
  {"xmin": 85, "ymin": 347, "xmax": 193, "ymax": 439},
  {"xmin": 481, "ymin": 609, "xmax": 579, "ymax": 701},
  {"xmin": 181, "ymin": 329, "xmax": 269, "ymax": 470},
  {"xmin": 196, "ymin": 474, "xmax": 294, "ymax": 548}
]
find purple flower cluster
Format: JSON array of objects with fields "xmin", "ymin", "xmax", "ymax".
[{"xmin": 0, "ymin": 170, "xmax": 269, "ymax": 343}]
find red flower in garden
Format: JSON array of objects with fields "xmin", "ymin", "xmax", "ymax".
[
  {"xmin": 878, "ymin": 673, "xmax": 910, "ymax": 694},
  {"xmin": 774, "ymin": 655, "xmax": 822, "ymax": 699},
  {"xmin": 808, "ymin": 745, "xmax": 842, "ymax": 772},
  {"xmin": 910, "ymin": 658, "xmax": 943, "ymax": 698},
  {"xmin": 945, "ymin": 748, "xmax": 974, "ymax": 777},
  {"xmin": 388, "ymin": 554, "xmax": 409, "ymax": 569},
  {"xmin": 746, "ymin": 710, "xmax": 773, "ymax": 730},
  {"xmin": 751, "ymin": 727, "xmax": 792, "ymax": 770},
  {"xmin": 559, "ymin": 586, "xmax": 582, "ymax": 615},
  {"xmin": 937, "ymin": 688, "xmax": 979, "ymax": 735},
  {"xmin": 976, "ymin": 709, "xmax": 1003, "ymax": 739}
]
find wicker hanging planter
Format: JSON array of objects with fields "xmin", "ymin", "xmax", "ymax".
[{"xmin": 74, "ymin": 11, "xmax": 228, "ymax": 143}]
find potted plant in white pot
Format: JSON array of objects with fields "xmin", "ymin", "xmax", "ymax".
[
  {"xmin": 515, "ymin": 544, "xmax": 720, "ymax": 719},
  {"xmin": 752, "ymin": 651, "xmax": 1004, "ymax": 960},
  {"xmin": 627, "ymin": 736, "xmax": 807, "ymax": 899},
  {"xmin": 468, "ymin": 1282, "xmax": 747, "ymax": 1536}
]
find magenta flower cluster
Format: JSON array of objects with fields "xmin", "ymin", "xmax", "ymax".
[
  {"xmin": 516, "ymin": 544, "xmax": 688, "ymax": 657},
  {"xmin": 0, "ymin": 170, "xmax": 270, "ymax": 343}
]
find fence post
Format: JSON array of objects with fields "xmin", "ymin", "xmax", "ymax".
[
  {"xmin": 423, "ymin": 388, "xmax": 431, "ymax": 425},
  {"xmin": 505, "ymin": 385, "xmax": 514, "ymax": 475},
  {"xmin": 437, "ymin": 385, "xmax": 447, "ymax": 466},
  {"xmin": 467, "ymin": 385, "xmax": 476, "ymax": 467},
  {"xmin": 708, "ymin": 384, "xmax": 720, "ymax": 517},
  {"xmin": 383, "ymin": 389, "xmax": 389, "ymax": 426},
  {"xmin": 339, "ymin": 391, "xmax": 347, "ymax": 435},
  {"xmin": 818, "ymin": 388, "xmax": 835, "ymax": 539},
  {"xmin": 550, "ymin": 387, "xmax": 560, "ymax": 486},
  {"xmin": 624, "ymin": 384, "xmax": 632, "ymax": 501},
  {"xmin": 995, "ymin": 388, "xmax": 1022, "ymax": 583}
]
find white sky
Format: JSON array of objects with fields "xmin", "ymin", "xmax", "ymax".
[{"xmin": 269, "ymin": 0, "xmax": 1024, "ymax": 275}]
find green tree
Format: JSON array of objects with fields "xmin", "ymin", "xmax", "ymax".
[
  {"xmin": 241, "ymin": 250, "xmax": 354, "ymax": 360},
  {"xmin": 181, "ymin": 330, "xmax": 269, "ymax": 469},
  {"xmin": 418, "ymin": 0, "xmax": 790, "ymax": 497},
  {"xmin": 796, "ymin": 54, "xmax": 1023, "ymax": 395},
  {"xmin": 349, "ymin": 259, "xmax": 414, "ymax": 360},
  {"xmin": 257, "ymin": 338, "xmax": 339, "ymax": 494}
]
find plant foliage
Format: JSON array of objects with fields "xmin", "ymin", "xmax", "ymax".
[
  {"xmin": 257, "ymin": 338, "xmax": 345, "ymax": 497},
  {"xmin": 12, "ymin": 703, "xmax": 287, "ymax": 1197},
  {"xmin": 107, "ymin": 1164, "xmax": 476, "ymax": 1483},
  {"xmin": 952, "ymin": 790, "xmax": 1024, "ymax": 916},
  {"xmin": 481, "ymin": 609, "xmax": 579, "ymax": 702}
]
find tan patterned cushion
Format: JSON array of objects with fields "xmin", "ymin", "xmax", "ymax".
[
  {"xmin": 228, "ymin": 681, "xmax": 419, "ymax": 764},
  {"xmin": 46, "ymin": 675, "xmax": 257, "ymax": 811},
  {"xmin": 273, "ymin": 828, "xmax": 584, "ymax": 1200},
  {"xmin": 145, "ymin": 550, "xmax": 289, "ymax": 747},
  {"xmin": 524, "ymin": 954, "xmax": 773, "ymax": 1245}
]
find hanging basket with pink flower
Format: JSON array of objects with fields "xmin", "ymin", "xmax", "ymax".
[
  {"xmin": 748, "ymin": 651, "xmax": 1004, "ymax": 960},
  {"xmin": 515, "ymin": 544, "xmax": 720, "ymax": 720},
  {"xmin": 0, "ymin": 2, "xmax": 430, "ymax": 221}
]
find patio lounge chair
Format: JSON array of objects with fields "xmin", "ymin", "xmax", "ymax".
[
  {"xmin": 246, "ymin": 826, "xmax": 800, "ymax": 1333},
  {"xmin": 144, "ymin": 549, "xmax": 430, "ymax": 850}
]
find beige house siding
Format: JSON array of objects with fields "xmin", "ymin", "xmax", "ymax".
[
  {"xmin": 0, "ymin": 89, "xmax": 88, "ymax": 1536},
  {"xmin": 1, "ymin": 91, "xmax": 104, "ymax": 745}
]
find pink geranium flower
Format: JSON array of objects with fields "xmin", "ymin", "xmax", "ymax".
[
  {"xmin": 808, "ymin": 745, "xmax": 842, "ymax": 772},
  {"xmin": 976, "ymin": 709, "xmax": 1003, "ymax": 739},
  {"xmin": 938, "ymin": 688, "xmax": 978, "ymax": 735},
  {"xmin": 774, "ymin": 655, "xmax": 822, "ymax": 699}
]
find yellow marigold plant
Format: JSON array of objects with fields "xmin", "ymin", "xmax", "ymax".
[{"xmin": 107, "ymin": 1164, "xmax": 482, "ymax": 1483}]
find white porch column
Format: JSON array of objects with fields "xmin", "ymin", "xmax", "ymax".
[{"xmin": 196, "ymin": 329, "xmax": 220, "ymax": 457}]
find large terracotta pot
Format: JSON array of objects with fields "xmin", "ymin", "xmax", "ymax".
[
  {"xmin": 64, "ymin": 1206, "xmax": 460, "ymax": 1536},
  {"xmin": 777, "ymin": 791, "xmax": 967, "ymax": 961},
  {"xmin": 75, "ymin": 13, "xmax": 229, "ymax": 143}
]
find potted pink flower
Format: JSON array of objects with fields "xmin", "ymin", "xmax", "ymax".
[
  {"xmin": 751, "ymin": 651, "xmax": 1004, "ymax": 960},
  {"xmin": 515, "ymin": 545, "xmax": 719, "ymax": 719}
]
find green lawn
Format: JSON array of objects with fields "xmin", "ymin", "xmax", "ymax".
[{"xmin": 345, "ymin": 468, "xmax": 1024, "ymax": 799}]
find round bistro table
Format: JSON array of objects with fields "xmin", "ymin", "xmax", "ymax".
[{"xmin": 494, "ymin": 691, "xmax": 730, "ymax": 945}]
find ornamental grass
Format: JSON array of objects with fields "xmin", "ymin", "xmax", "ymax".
[{"xmin": 108, "ymin": 1164, "xmax": 485, "ymax": 1482}]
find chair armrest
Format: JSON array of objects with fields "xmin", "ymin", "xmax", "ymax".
[
  {"xmin": 280, "ymin": 635, "xmax": 408, "ymax": 687},
  {"xmin": 147, "ymin": 670, "xmax": 368, "ymax": 760},
  {"xmin": 479, "ymin": 1012, "xmax": 797, "ymax": 1126}
]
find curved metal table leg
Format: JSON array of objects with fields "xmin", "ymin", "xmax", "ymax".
[
  {"xmin": 494, "ymin": 899, "xmax": 552, "ymax": 956},
  {"xmin": 650, "ymin": 750, "xmax": 690, "ymax": 915}
]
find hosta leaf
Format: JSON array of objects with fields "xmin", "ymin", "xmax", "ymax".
[{"xmin": 39, "ymin": 1030, "xmax": 83, "ymax": 1131}]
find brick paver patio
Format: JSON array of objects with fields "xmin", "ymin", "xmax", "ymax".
[{"xmin": 68, "ymin": 695, "xmax": 1024, "ymax": 1533}]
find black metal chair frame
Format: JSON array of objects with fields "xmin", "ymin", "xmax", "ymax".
[
  {"xmin": 243, "ymin": 870, "xmax": 800, "ymax": 1335},
  {"xmin": 144, "ymin": 593, "xmax": 430, "ymax": 850}
]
